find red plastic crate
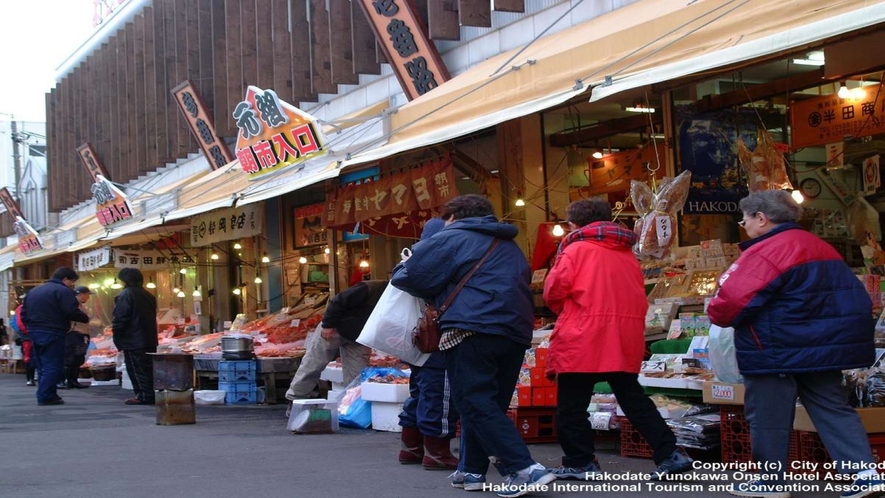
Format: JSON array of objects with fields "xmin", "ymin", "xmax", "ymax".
[
  {"xmin": 720, "ymin": 405, "xmax": 800, "ymax": 465},
  {"xmin": 619, "ymin": 417, "xmax": 654, "ymax": 458},
  {"xmin": 506, "ymin": 407, "xmax": 558, "ymax": 444}
]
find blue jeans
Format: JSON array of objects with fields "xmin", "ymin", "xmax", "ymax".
[
  {"xmin": 445, "ymin": 334, "xmax": 533, "ymax": 476},
  {"xmin": 29, "ymin": 330, "xmax": 65, "ymax": 403},
  {"xmin": 399, "ymin": 360, "xmax": 459, "ymax": 437},
  {"xmin": 745, "ymin": 371, "xmax": 875, "ymax": 480}
]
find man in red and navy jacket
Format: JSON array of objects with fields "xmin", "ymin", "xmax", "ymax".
[{"xmin": 708, "ymin": 190, "xmax": 880, "ymax": 498}]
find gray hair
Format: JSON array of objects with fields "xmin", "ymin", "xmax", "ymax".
[{"xmin": 738, "ymin": 190, "xmax": 803, "ymax": 223}]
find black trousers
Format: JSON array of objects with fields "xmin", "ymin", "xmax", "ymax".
[
  {"xmin": 124, "ymin": 349, "xmax": 155, "ymax": 402},
  {"xmin": 556, "ymin": 372, "xmax": 676, "ymax": 465}
]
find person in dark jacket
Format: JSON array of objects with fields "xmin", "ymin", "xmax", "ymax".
[
  {"xmin": 708, "ymin": 190, "xmax": 881, "ymax": 498},
  {"xmin": 59, "ymin": 286, "xmax": 94, "ymax": 389},
  {"xmin": 112, "ymin": 268, "xmax": 158, "ymax": 406},
  {"xmin": 395, "ymin": 218, "xmax": 460, "ymax": 471},
  {"xmin": 284, "ymin": 280, "xmax": 387, "ymax": 401},
  {"xmin": 392, "ymin": 195, "xmax": 554, "ymax": 497},
  {"xmin": 21, "ymin": 267, "xmax": 89, "ymax": 405}
]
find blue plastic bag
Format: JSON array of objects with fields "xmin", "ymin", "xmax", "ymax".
[{"xmin": 338, "ymin": 367, "xmax": 409, "ymax": 429}]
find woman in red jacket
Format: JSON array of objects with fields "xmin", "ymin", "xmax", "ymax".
[{"xmin": 543, "ymin": 199, "xmax": 692, "ymax": 481}]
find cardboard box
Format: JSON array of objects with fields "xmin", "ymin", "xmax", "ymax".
[
  {"xmin": 533, "ymin": 388, "xmax": 546, "ymax": 406},
  {"xmin": 517, "ymin": 386, "xmax": 532, "ymax": 406},
  {"xmin": 793, "ymin": 405, "xmax": 885, "ymax": 434},
  {"xmin": 530, "ymin": 367, "xmax": 553, "ymax": 387},
  {"xmin": 702, "ymin": 381, "xmax": 745, "ymax": 405},
  {"xmin": 545, "ymin": 387, "xmax": 557, "ymax": 406}
]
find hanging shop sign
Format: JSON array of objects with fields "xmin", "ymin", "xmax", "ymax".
[
  {"xmin": 113, "ymin": 249, "xmax": 196, "ymax": 270},
  {"xmin": 571, "ymin": 145, "xmax": 665, "ymax": 206},
  {"xmin": 77, "ymin": 247, "xmax": 111, "ymax": 272},
  {"xmin": 233, "ymin": 86, "xmax": 326, "ymax": 180},
  {"xmin": 357, "ymin": 0, "xmax": 450, "ymax": 101},
  {"xmin": 864, "ymin": 155, "xmax": 881, "ymax": 196},
  {"xmin": 323, "ymin": 156, "xmax": 458, "ymax": 236},
  {"xmin": 172, "ymin": 80, "xmax": 234, "ymax": 170},
  {"xmin": 0, "ymin": 187, "xmax": 42, "ymax": 254},
  {"xmin": 76, "ymin": 143, "xmax": 135, "ymax": 227},
  {"xmin": 791, "ymin": 90, "xmax": 885, "ymax": 150},
  {"xmin": 294, "ymin": 203, "xmax": 330, "ymax": 248},
  {"xmin": 190, "ymin": 204, "xmax": 263, "ymax": 247}
]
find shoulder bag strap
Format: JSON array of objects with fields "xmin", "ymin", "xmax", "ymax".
[{"xmin": 438, "ymin": 238, "xmax": 501, "ymax": 315}]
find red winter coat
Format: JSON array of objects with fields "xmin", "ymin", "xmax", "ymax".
[{"xmin": 543, "ymin": 222, "xmax": 648, "ymax": 375}]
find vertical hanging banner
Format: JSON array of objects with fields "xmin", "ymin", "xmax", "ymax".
[
  {"xmin": 0, "ymin": 187, "xmax": 42, "ymax": 254},
  {"xmin": 357, "ymin": 0, "xmax": 450, "ymax": 101},
  {"xmin": 77, "ymin": 143, "xmax": 135, "ymax": 227},
  {"xmin": 233, "ymin": 86, "xmax": 327, "ymax": 180},
  {"xmin": 172, "ymin": 80, "xmax": 235, "ymax": 170}
]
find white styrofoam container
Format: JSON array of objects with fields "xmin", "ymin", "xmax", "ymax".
[
  {"xmin": 327, "ymin": 389, "xmax": 347, "ymax": 402},
  {"xmin": 194, "ymin": 390, "xmax": 226, "ymax": 405},
  {"xmin": 360, "ymin": 381, "xmax": 409, "ymax": 403},
  {"xmin": 319, "ymin": 364, "xmax": 344, "ymax": 383},
  {"xmin": 287, "ymin": 399, "xmax": 339, "ymax": 433},
  {"xmin": 371, "ymin": 401, "xmax": 404, "ymax": 432}
]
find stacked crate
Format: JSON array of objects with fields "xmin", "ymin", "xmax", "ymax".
[
  {"xmin": 508, "ymin": 345, "xmax": 558, "ymax": 443},
  {"xmin": 218, "ymin": 360, "xmax": 258, "ymax": 405}
]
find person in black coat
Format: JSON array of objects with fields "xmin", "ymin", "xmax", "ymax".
[
  {"xmin": 59, "ymin": 286, "xmax": 94, "ymax": 389},
  {"xmin": 111, "ymin": 268, "xmax": 158, "ymax": 405}
]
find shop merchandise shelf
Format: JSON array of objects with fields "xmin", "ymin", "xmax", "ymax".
[
  {"xmin": 219, "ymin": 380, "xmax": 258, "ymax": 405},
  {"xmin": 218, "ymin": 360, "xmax": 257, "ymax": 382},
  {"xmin": 507, "ymin": 407, "xmax": 557, "ymax": 444}
]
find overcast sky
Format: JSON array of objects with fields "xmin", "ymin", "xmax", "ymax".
[{"xmin": 0, "ymin": 0, "xmax": 95, "ymax": 122}]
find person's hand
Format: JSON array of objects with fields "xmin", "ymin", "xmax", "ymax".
[{"xmin": 320, "ymin": 327, "xmax": 336, "ymax": 340}]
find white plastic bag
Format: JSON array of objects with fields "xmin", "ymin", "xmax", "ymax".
[
  {"xmin": 357, "ymin": 283, "xmax": 430, "ymax": 366},
  {"xmin": 708, "ymin": 325, "xmax": 743, "ymax": 384}
]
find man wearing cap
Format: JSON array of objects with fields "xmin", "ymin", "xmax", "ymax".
[{"xmin": 60, "ymin": 286, "xmax": 94, "ymax": 389}]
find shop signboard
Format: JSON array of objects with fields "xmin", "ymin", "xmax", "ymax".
[
  {"xmin": 294, "ymin": 203, "xmax": 335, "ymax": 249},
  {"xmin": 190, "ymin": 204, "xmax": 262, "ymax": 247},
  {"xmin": 172, "ymin": 80, "xmax": 234, "ymax": 170},
  {"xmin": 323, "ymin": 156, "xmax": 457, "ymax": 237},
  {"xmin": 77, "ymin": 143, "xmax": 135, "ymax": 227},
  {"xmin": 791, "ymin": 90, "xmax": 885, "ymax": 150},
  {"xmin": 357, "ymin": 0, "xmax": 449, "ymax": 101},
  {"xmin": 77, "ymin": 247, "xmax": 111, "ymax": 272},
  {"xmin": 233, "ymin": 86, "xmax": 326, "ymax": 180},
  {"xmin": 114, "ymin": 249, "xmax": 195, "ymax": 270},
  {"xmin": 0, "ymin": 187, "xmax": 42, "ymax": 254}
]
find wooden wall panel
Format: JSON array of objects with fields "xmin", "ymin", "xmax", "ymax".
[
  {"xmin": 351, "ymin": 1, "xmax": 380, "ymax": 75},
  {"xmin": 240, "ymin": 0, "xmax": 257, "ymax": 89},
  {"xmin": 271, "ymin": 0, "xmax": 294, "ymax": 101},
  {"xmin": 63, "ymin": 74, "xmax": 76, "ymax": 203},
  {"xmin": 119, "ymin": 26, "xmax": 132, "ymax": 181},
  {"xmin": 255, "ymin": 0, "xmax": 275, "ymax": 89},
  {"xmin": 329, "ymin": 0, "xmax": 358, "ymax": 85},
  {"xmin": 46, "ymin": 90, "xmax": 55, "ymax": 211},
  {"xmin": 494, "ymin": 0, "xmax": 524, "ymax": 12},
  {"xmin": 225, "ymin": 0, "xmax": 244, "ymax": 135},
  {"xmin": 150, "ymin": 4, "xmax": 171, "ymax": 164},
  {"xmin": 309, "ymin": 0, "xmax": 336, "ymax": 95},
  {"xmin": 143, "ymin": 7, "xmax": 159, "ymax": 168},
  {"xmin": 183, "ymin": 0, "xmax": 201, "ymax": 153},
  {"xmin": 429, "ymin": 1, "xmax": 461, "ymax": 41},
  {"xmin": 212, "ymin": 1, "xmax": 233, "ymax": 137},
  {"xmin": 459, "ymin": 0, "xmax": 491, "ymax": 27},
  {"xmin": 94, "ymin": 44, "xmax": 110, "ymax": 181},
  {"xmin": 198, "ymin": 0, "xmax": 218, "ymax": 136},
  {"xmin": 133, "ymin": 15, "xmax": 148, "ymax": 176},
  {"xmin": 107, "ymin": 35, "xmax": 122, "ymax": 182},
  {"xmin": 291, "ymin": 0, "xmax": 314, "ymax": 102},
  {"xmin": 161, "ymin": 0, "xmax": 183, "ymax": 159}
]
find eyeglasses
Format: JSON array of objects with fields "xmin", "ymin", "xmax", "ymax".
[{"xmin": 737, "ymin": 212, "xmax": 759, "ymax": 228}]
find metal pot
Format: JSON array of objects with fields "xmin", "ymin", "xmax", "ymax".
[{"xmin": 221, "ymin": 336, "xmax": 254, "ymax": 360}]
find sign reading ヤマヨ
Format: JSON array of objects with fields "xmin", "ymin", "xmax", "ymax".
[{"xmin": 233, "ymin": 86, "xmax": 326, "ymax": 180}]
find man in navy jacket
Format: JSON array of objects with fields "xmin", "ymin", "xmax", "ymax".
[{"xmin": 21, "ymin": 267, "xmax": 89, "ymax": 405}]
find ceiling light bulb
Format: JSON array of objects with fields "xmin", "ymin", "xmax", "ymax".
[
  {"xmin": 514, "ymin": 198, "xmax": 526, "ymax": 207},
  {"xmin": 838, "ymin": 84, "xmax": 850, "ymax": 99},
  {"xmin": 552, "ymin": 224, "xmax": 565, "ymax": 237},
  {"xmin": 176, "ymin": 290, "xmax": 186, "ymax": 298},
  {"xmin": 254, "ymin": 276, "xmax": 262, "ymax": 284},
  {"xmin": 103, "ymin": 278, "xmax": 114, "ymax": 286},
  {"xmin": 88, "ymin": 283, "xmax": 100, "ymax": 289},
  {"xmin": 179, "ymin": 268, "xmax": 187, "ymax": 274},
  {"xmin": 192, "ymin": 288, "xmax": 202, "ymax": 297},
  {"xmin": 324, "ymin": 247, "xmax": 330, "ymax": 255},
  {"xmin": 233, "ymin": 288, "xmax": 241, "ymax": 296},
  {"xmin": 359, "ymin": 260, "xmax": 370, "ymax": 268},
  {"xmin": 791, "ymin": 190, "xmax": 805, "ymax": 204},
  {"xmin": 146, "ymin": 281, "xmax": 156, "ymax": 289},
  {"xmin": 592, "ymin": 151, "xmax": 604, "ymax": 159},
  {"xmin": 111, "ymin": 281, "xmax": 122, "ymax": 289},
  {"xmin": 211, "ymin": 253, "xmax": 219, "ymax": 260},
  {"xmin": 851, "ymin": 87, "xmax": 866, "ymax": 100},
  {"xmin": 233, "ymin": 242, "xmax": 242, "ymax": 250},
  {"xmin": 298, "ymin": 256, "xmax": 308, "ymax": 264},
  {"xmin": 261, "ymin": 253, "xmax": 270, "ymax": 263}
]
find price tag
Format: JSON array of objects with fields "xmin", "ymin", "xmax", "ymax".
[
  {"xmin": 711, "ymin": 384, "xmax": 735, "ymax": 400},
  {"xmin": 655, "ymin": 215, "xmax": 672, "ymax": 247},
  {"xmin": 305, "ymin": 297, "xmax": 316, "ymax": 306},
  {"xmin": 290, "ymin": 319, "xmax": 301, "ymax": 328},
  {"xmin": 589, "ymin": 412, "xmax": 612, "ymax": 431}
]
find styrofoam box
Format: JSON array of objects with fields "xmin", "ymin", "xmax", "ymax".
[
  {"xmin": 319, "ymin": 364, "xmax": 344, "ymax": 383},
  {"xmin": 360, "ymin": 381, "xmax": 409, "ymax": 403},
  {"xmin": 371, "ymin": 401, "xmax": 404, "ymax": 432},
  {"xmin": 327, "ymin": 389, "xmax": 347, "ymax": 402}
]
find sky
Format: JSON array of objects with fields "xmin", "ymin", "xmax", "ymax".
[{"xmin": 0, "ymin": 0, "xmax": 96, "ymax": 122}]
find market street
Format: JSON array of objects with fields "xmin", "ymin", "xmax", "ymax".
[{"xmin": 0, "ymin": 373, "xmax": 844, "ymax": 498}]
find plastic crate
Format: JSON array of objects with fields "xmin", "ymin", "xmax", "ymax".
[
  {"xmin": 619, "ymin": 417, "xmax": 654, "ymax": 458},
  {"xmin": 219, "ymin": 380, "xmax": 258, "ymax": 405},
  {"xmin": 193, "ymin": 354, "xmax": 222, "ymax": 372},
  {"xmin": 507, "ymin": 407, "xmax": 557, "ymax": 444},
  {"xmin": 720, "ymin": 405, "xmax": 801, "ymax": 465},
  {"xmin": 218, "ymin": 360, "xmax": 257, "ymax": 382}
]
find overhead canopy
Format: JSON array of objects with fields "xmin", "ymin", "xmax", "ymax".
[
  {"xmin": 162, "ymin": 164, "xmax": 249, "ymax": 222},
  {"xmin": 340, "ymin": 0, "xmax": 884, "ymax": 168}
]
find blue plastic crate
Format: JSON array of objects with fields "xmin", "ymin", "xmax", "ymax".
[
  {"xmin": 218, "ymin": 360, "xmax": 257, "ymax": 382},
  {"xmin": 219, "ymin": 381, "xmax": 258, "ymax": 405}
]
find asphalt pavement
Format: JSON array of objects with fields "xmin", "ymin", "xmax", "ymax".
[{"xmin": 0, "ymin": 372, "xmax": 840, "ymax": 498}]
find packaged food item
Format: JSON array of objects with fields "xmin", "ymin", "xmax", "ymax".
[
  {"xmin": 737, "ymin": 130, "xmax": 792, "ymax": 193},
  {"xmin": 632, "ymin": 170, "xmax": 692, "ymax": 259}
]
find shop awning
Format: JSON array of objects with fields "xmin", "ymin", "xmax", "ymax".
[
  {"xmin": 0, "ymin": 245, "xmax": 16, "ymax": 272},
  {"xmin": 339, "ymin": 0, "xmax": 883, "ymax": 168},
  {"xmin": 163, "ymin": 163, "xmax": 249, "ymax": 222}
]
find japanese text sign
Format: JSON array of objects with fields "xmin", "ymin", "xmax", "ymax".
[
  {"xmin": 294, "ymin": 203, "xmax": 336, "ymax": 248},
  {"xmin": 0, "ymin": 187, "xmax": 42, "ymax": 254},
  {"xmin": 357, "ymin": 0, "xmax": 450, "ymax": 101},
  {"xmin": 233, "ymin": 86, "xmax": 326, "ymax": 179},
  {"xmin": 791, "ymin": 89, "xmax": 885, "ymax": 150},
  {"xmin": 190, "ymin": 204, "xmax": 263, "ymax": 247},
  {"xmin": 77, "ymin": 247, "xmax": 111, "ymax": 271},
  {"xmin": 172, "ymin": 80, "xmax": 234, "ymax": 170},
  {"xmin": 77, "ymin": 143, "xmax": 110, "ymax": 183},
  {"xmin": 76, "ymin": 143, "xmax": 134, "ymax": 227},
  {"xmin": 114, "ymin": 249, "xmax": 195, "ymax": 270}
]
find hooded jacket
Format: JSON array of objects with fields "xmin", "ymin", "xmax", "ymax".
[
  {"xmin": 112, "ymin": 269, "xmax": 159, "ymax": 351},
  {"xmin": 322, "ymin": 280, "xmax": 388, "ymax": 341},
  {"xmin": 21, "ymin": 278, "xmax": 89, "ymax": 335},
  {"xmin": 543, "ymin": 222, "xmax": 647, "ymax": 374},
  {"xmin": 707, "ymin": 223, "xmax": 874, "ymax": 375},
  {"xmin": 391, "ymin": 215, "xmax": 534, "ymax": 346}
]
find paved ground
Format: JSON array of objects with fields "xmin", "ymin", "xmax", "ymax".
[{"xmin": 0, "ymin": 372, "xmax": 842, "ymax": 498}]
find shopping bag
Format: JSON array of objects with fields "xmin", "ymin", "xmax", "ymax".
[
  {"xmin": 357, "ymin": 283, "xmax": 430, "ymax": 366},
  {"xmin": 708, "ymin": 325, "xmax": 743, "ymax": 384}
]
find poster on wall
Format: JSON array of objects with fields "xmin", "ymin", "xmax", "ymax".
[
  {"xmin": 677, "ymin": 107, "xmax": 757, "ymax": 214},
  {"xmin": 294, "ymin": 203, "xmax": 342, "ymax": 249}
]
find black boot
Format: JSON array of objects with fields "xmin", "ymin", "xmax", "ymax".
[{"xmin": 67, "ymin": 365, "xmax": 88, "ymax": 389}]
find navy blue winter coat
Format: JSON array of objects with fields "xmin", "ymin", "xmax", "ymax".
[
  {"xmin": 391, "ymin": 215, "xmax": 534, "ymax": 346},
  {"xmin": 21, "ymin": 278, "xmax": 89, "ymax": 334}
]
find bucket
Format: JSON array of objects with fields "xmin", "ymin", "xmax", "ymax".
[{"xmin": 156, "ymin": 389, "xmax": 196, "ymax": 425}]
